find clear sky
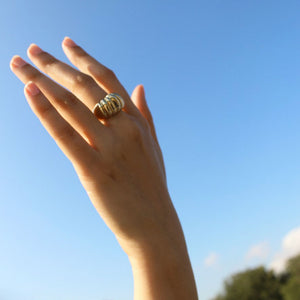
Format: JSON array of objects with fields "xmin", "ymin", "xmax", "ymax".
[{"xmin": 1, "ymin": 1, "xmax": 300, "ymax": 299}]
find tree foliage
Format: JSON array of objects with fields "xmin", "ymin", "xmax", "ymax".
[
  {"xmin": 212, "ymin": 254, "xmax": 300, "ymax": 300},
  {"xmin": 212, "ymin": 266, "xmax": 283, "ymax": 300},
  {"xmin": 281, "ymin": 254, "xmax": 300, "ymax": 300},
  {"xmin": 286, "ymin": 254, "xmax": 300, "ymax": 276}
]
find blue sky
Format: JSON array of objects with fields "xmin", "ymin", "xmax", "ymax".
[{"xmin": 1, "ymin": 0, "xmax": 300, "ymax": 299}]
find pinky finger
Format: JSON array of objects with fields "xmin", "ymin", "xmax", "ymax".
[{"xmin": 24, "ymin": 81, "xmax": 98, "ymax": 172}]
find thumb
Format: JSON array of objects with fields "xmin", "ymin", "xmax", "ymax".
[{"xmin": 131, "ymin": 85, "xmax": 159, "ymax": 143}]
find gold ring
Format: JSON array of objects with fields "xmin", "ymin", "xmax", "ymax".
[{"xmin": 93, "ymin": 93, "xmax": 125, "ymax": 119}]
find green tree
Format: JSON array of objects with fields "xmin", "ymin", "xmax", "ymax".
[
  {"xmin": 212, "ymin": 266, "xmax": 283, "ymax": 300},
  {"xmin": 281, "ymin": 254, "xmax": 300, "ymax": 300}
]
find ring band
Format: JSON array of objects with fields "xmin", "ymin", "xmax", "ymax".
[{"xmin": 93, "ymin": 93, "xmax": 125, "ymax": 119}]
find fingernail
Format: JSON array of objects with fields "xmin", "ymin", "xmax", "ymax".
[
  {"xmin": 28, "ymin": 44, "xmax": 43, "ymax": 56},
  {"xmin": 11, "ymin": 56, "xmax": 27, "ymax": 68},
  {"xmin": 63, "ymin": 37, "xmax": 77, "ymax": 48},
  {"xmin": 25, "ymin": 82, "xmax": 40, "ymax": 96}
]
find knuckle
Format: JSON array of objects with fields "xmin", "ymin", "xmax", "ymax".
[
  {"xmin": 71, "ymin": 73, "xmax": 95, "ymax": 93},
  {"xmin": 91, "ymin": 65, "xmax": 116, "ymax": 81},
  {"xmin": 42, "ymin": 53, "xmax": 59, "ymax": 70},
  {"xmin": 103, "ymin": 68, "xmax": 116, "ymax": 79},
  {"xmin": 27, "ymin": 69, "xmax": 42, "ymax": 82},
  {"xmin": 38, "ymin": 101, "xmax": 54, "ymax": 119},
  {"xmin": 22, "ymin": 64, "xmax": 45, "ymax": 84},
  {"xmin": 75, "ymin": 47, "xmax": 88, "ymax": 58},
  {"xmin": 72, "ymin": 48, "xmax": 88, "ymax": 64},
  {"xmin": 55, "ymin": 91, "xmax": 78, "ymax": 108},
  {"xmin": 56, "ymin": 125, "xmax": 77, "ymax": 143}
]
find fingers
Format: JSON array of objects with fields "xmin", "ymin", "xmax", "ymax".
[
  {"xmin": 23, "ymin": 81, "xmax": 98, "ymax": 171},
  {"xmin": 27, "ymin": 44, "xmax": 106, "ymax": 111},
  {"xmin": 131, "ymin": 85, "xmax": 159, "ymax": 144},
  {"xmin": 10, "ymin": 55, "xmax": 107, "ymax": 151},
  {"xmin": 62, "ymin": 37, "xmax": 138, "ymax": 116}
]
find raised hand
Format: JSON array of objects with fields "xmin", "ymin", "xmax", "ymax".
[{"xmin": 10, "ymin": 38, "xmax": 198, "ymax": 300}]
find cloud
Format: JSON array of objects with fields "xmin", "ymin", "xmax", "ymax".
[
  {"xmin": 246, "ymin": 241, "xmax": 270, "ymax": 260},
  {"xmin": 269, "ymin": 226, "xmax": 300, "ymax": 273},
  {"xmin": 204, "ymin": 252, "xmax": 218, "ymax": 267}
]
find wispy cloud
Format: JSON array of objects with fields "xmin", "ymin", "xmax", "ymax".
[
  {"xmin": 246, "ymin": 241, "xmax": 270, "ymax": 261},
  {"xmin": 204, "ymin": 252, "xmax": 218, "ymax": 267},
  {"xmin": 269, "ymin": 226, "xmax": 300, "ymax": 273}
]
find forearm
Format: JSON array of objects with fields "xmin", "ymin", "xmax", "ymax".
[
  {"xmin": 119, "ymin": 218, "xmax": 198, "ymax": 300},
  {"xmin": 130, "ymin": 247, "xmax": 198, "ymax": 300}
]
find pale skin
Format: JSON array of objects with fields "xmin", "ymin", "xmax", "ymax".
[{"xmin": 10, "ymin": 37, "xmax": 198, "ymax": 300}]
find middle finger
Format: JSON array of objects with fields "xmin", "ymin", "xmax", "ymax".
[{"xmin": 27, "ymin": 44, "xmax": 106, "ymax": 111}]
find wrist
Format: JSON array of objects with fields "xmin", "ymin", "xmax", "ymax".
[{"xmin": 116, "ymin": 208, "xmax": 187, "ymax": 261}]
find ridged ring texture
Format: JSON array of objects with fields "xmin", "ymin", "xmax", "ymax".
[{"xmin": 93, "ymin": 93, "xmax": 125, "ymax": 119}]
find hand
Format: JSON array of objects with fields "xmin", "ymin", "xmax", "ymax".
[
  {"xmin": 10, "ymin": 37, "xmax": 184, "ymax": 256},
  {"xmin": 10, "ymin": 38, "xmax": 199, "ymax": 300}
]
